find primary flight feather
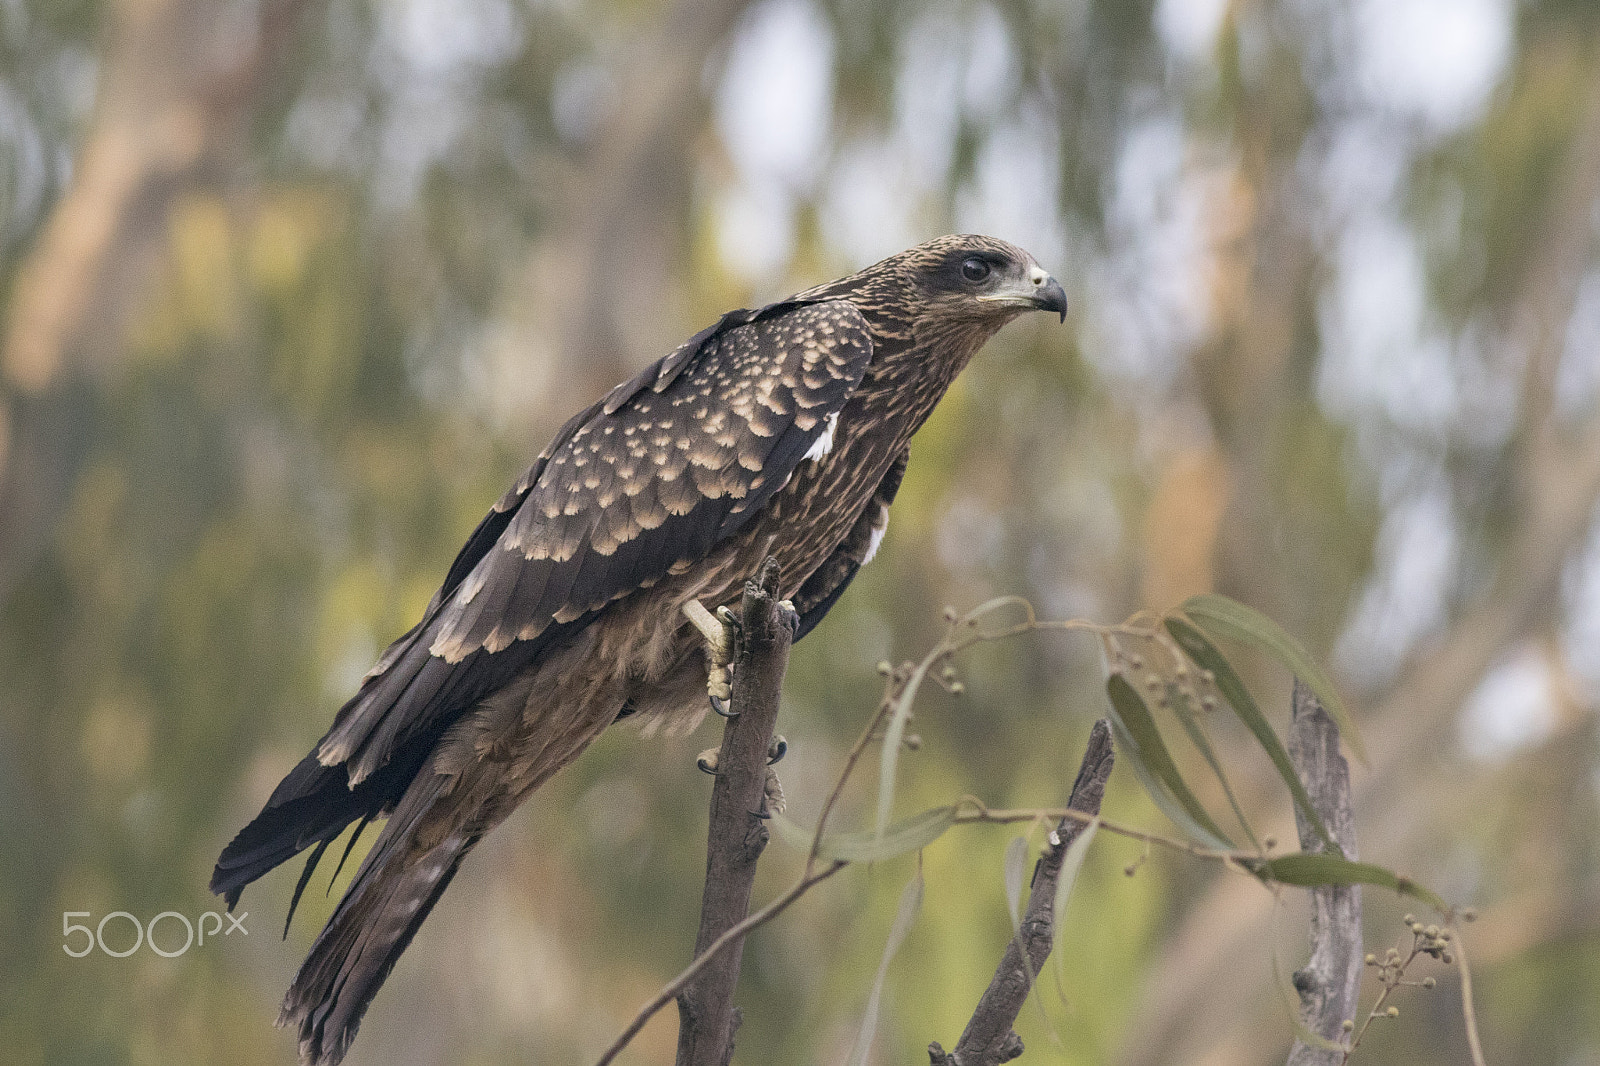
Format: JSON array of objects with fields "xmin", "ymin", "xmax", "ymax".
[{"xmin": 212, "ymin": 234, "xmax": 1067, "ymax": 1065}]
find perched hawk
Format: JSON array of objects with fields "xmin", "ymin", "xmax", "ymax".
[{"xmin": 213, "ymin": 234, "xmax": 1066, "ymax": 1064}]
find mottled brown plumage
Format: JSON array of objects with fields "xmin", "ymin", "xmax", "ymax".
[{"xmin": 211, "ymin": 234, "xmax": 1066, "ymax": 1065}]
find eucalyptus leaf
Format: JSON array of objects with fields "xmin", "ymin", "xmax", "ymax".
[
  {"xmin": 1105, "ymin": 716, "xmax": 1234, "ymax": 852},
  {"xmin": 1168, "ymin": 686, "xmax": 1259, "ymax": 850},
  {"xmin": 772, "ymin": 806, "xmax": 958, "ymax": 862},
  {"xmin": 1181, "ymin": 593, "xmax": 1366, "ymax": 762},
  {"xmin": 848, "ymin": 864, "xmax": 925, "ymax": 1066},
  {"xmin": 1164, "ymin": 617, "xmax": 1337, "ymax": 853},
  {"xmin": 1003, "ymin": 836, "xmax": 1028, "ymax": 931},
  {"xmin": 1051, "ymin": 818, "xmax": 1098, "ymax": 988},
  {"xmin": 1253, "ymin": 852, "xmax": 1449, "ymax": 913},
  {"xmin": 876, "ymin": 663, "xmax": 925, "ymax": 840},
  {"xmin": 1106, "ymin": 674, "xmax": 1233, "ymax": 847}
]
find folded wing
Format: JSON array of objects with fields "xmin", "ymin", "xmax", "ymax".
[{"xmin": 213, "ymin": 298, "xmax": 873, "ymax": 905}]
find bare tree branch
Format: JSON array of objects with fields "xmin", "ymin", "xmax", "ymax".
[
  {"xmin": 928, "ymin": 719, "xmax": 1116, "ymax": 1066},
  {"xmin": 675, "ymin": 557, "xmax": 792, "ymax": 1066},
  {"xmin": 1286, "ymin": 680, "xmax": 1362, "ymax": 1066}
]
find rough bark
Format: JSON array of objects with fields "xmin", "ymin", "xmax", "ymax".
[
  {"xmin": 675, "ymin": 558, "xmax": 791, "ymax": 1066},
  {"xmin": 1286, "ymin": 680, "xmax": 1362, "ymax": 1066}
]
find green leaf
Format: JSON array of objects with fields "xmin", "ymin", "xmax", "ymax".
[
  {"xmin": 1181, "ymin": 593, "xmax": 1366, "ymax": 762},
  {"xmin": 1167, "ymin": 684, "xmax": 1260, "ymax": 850},
  {"xmin": 876, "ymin": 663, "xmax": 927, "ymax": 840},
  {"xmin": 877, "ymin": 705, "xmax": 908, "ymax": 840},
  {"xmin": 1105, "ymin": 675, "xmax": 1233, "ymax": 849},
  {"xmin": 1165, "ymin": 617, "xmax": 1337, "ymax": 853},
  {"xmin": 1252, "ymin": 853, "xmax": 1449, "ymax": 913},
  {"xmin": 1051, "ymin": 818, "xmax": 1098, "ymax": 988},
  {"xmin": 1106, "ymin": 717, "xmax": 1232, "ymax": 851},
  {"xmin": 771, "ymin": 805, "xmax": 958, "ymax": 862},
  {"xmin": 1003, "ymin": 836, "xmax": 1028, "ymax": 931},
  {"xmin": 848, "ymin": 863, "xmax": 925, "ymax": 1066}
]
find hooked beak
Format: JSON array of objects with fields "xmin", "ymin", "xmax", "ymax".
[
  {"xmin": 1032, "ymin": 273, "xmax": 1068, "ymax": 322},
  {"xmin": 979, "ymin": 264, "xmax": 1069, "ymax": 322}
]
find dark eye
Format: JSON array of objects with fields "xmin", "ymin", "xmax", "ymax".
[{"xmin": 961, "ymin": 257, "xmax": 991, "ymax": 282}]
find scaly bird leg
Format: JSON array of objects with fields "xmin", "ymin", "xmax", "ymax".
[
  {"xmin": 683, "ymin": 600, "xmax": 740, "ymax": 716},
  {"xmin": 686, "ymin": 599, "xmax": 796, "ymax": 807}
]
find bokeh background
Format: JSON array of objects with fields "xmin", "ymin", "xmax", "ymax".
[{"xmin": 3, "ymin": 0, "xmax": 1599, "ymax": 1063}]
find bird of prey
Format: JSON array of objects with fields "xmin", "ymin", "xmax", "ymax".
[{"xmin": 212, "ymin": 234, "xmax": 1067, "ymax": 1065}]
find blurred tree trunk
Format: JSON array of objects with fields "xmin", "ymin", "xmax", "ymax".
[
  {"xmin": 0, "ymin": 0, "xmax": 317, "ymax": 604},
  {"xmin": 499, "ymin": 0, "xmax": 753, "ymax": 433}
]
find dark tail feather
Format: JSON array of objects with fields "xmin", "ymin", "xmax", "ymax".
[
  {"xmin": 284, "ymin": 838, "xmax": 334, "ymax": 940},
  {"xmin": 212, "ymin": 733, "xmax": 437, "ymax": 911},
  {"xmin": 278, "ymin": 775, "xmax": 476, "ymax": 1066},
  {"xmin": 211, "ymin": 751, "xmax": 372, "ymax": 909},
  {"xmin": 325, "ymin": 812, "xmax": 376, "ymax": 894}
]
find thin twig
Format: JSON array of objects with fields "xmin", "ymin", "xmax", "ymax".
[
  {"xmin": 1338, "ymin": 923, "xmax": 1461, "ymax": 1065},
  {"xmin": 1454, "ymin": 928, "xmax": 1488, "ymax": 1066},
  {"xmin": 593, "ymin": 861, "xmax": 847, "ymax": 1066},
  {"xmin": 597, "ymin": 597, "xmax": 1380, "ymax": 1066},
  {"xmin": 1340, "ymin": 941, "xmax": 1421, "ymax": 1063},
  {"xmin": 952, "ymin": 802, "xmax": 1254, "ymax": 866}
]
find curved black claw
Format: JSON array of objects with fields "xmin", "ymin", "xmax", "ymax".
[
  {"xmin": 696, "ymin": 749, "xmax": 721, "ymax": 775},
  {"xmin": 710, "ymin": 693, "xmax": 737, "ymax": 718},
  {"xmin": 766, "ymin": 735, "xmax": 787, "ymax": 765}
]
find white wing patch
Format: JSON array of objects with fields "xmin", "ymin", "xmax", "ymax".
[
  {"xmin": 803, "ymin": 411, "xmax": 839, "ymax": 462},
  {"xmin": 862, "ymin": 509, "xmax": 888, "ymax": 565}
]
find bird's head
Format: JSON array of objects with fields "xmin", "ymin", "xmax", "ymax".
[{"xmin": 898, "ymin": 234, "xmax": 1068, "ymax": 324}]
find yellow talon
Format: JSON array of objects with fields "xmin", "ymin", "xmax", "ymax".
[{"xmin": 685, "ymin": 599, "xmax": 739, "ymax": 706}]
